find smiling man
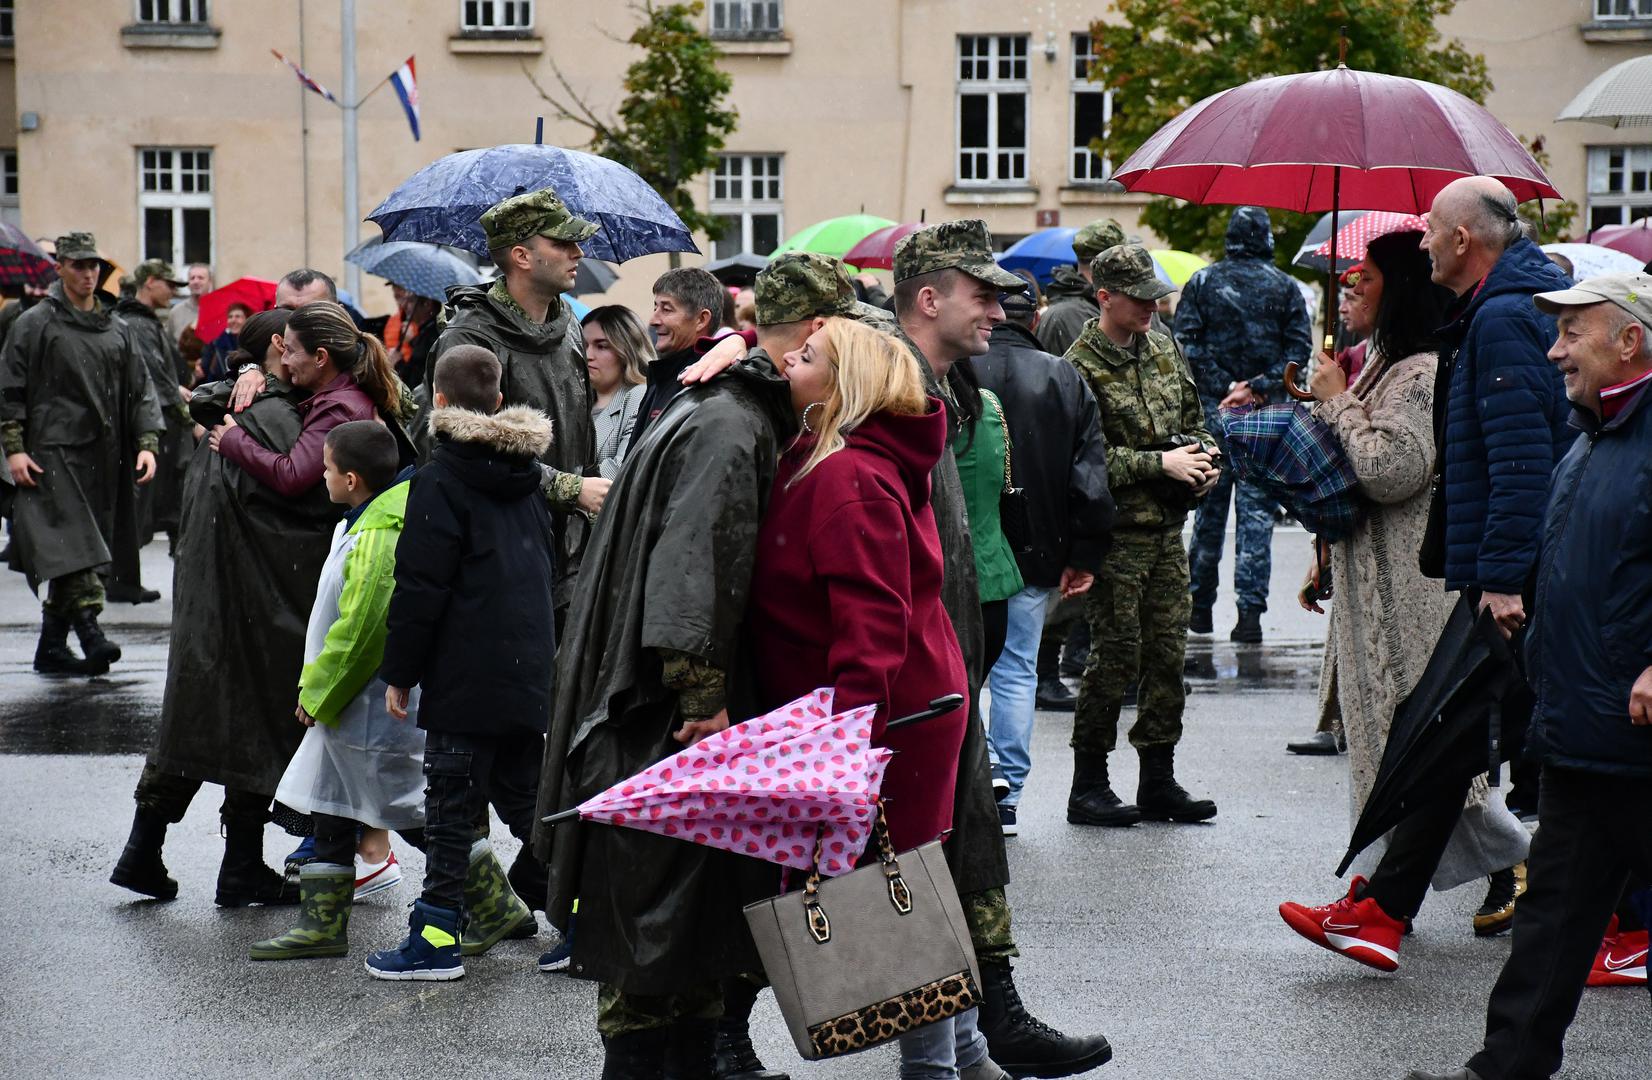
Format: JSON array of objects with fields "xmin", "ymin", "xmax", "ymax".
[{"xmin": 1405, "ymin": 273, "xmax": 1652, "ymax": 1080}]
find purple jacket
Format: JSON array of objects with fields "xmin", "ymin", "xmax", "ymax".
[{"xmin": 218, "ymin": 372, "xmax": 376, "ymax": 497}]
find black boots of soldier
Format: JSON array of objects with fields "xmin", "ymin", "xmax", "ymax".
[
  {"xmin": 1066, "ymin": 752, "xmax": 1141, "ymax": 827},
  {"xmin": 712, "ymin": 978, "xmax": 788, "ymax": 1080},
  {"xmin": 215, "ymin": 820, "xmax": 300, "ymax": 908},
  {"xmin": 110, "ymin": 808, "xmax": 178, "ymax": 900},
  {"xmin": 1136, "ymin": 746, "xmax": 1217, "ymax": 823},
  {"xmin": 979, "ymin": 959, "xmax": 1113, "ymax": 1078},
  {"xmin": 605, "ymin": 1022, "xmax": 720, "ymax": 1080},
  {"xmin": 34, "ymin": 610, "xmax": 116, "ymax": 676}
]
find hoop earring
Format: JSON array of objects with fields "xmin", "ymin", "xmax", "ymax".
[{"xmin": 801, "ymin": 402, "xmax": 823, "ymax": 433}]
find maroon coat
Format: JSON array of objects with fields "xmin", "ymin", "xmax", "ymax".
[
  {"xmin": 217, "ymin": 372, "xmax": 376, "ymax": 497},
  {"xmin": 749, "ymin": 402, "xmax": 968, "ymax": 853}
]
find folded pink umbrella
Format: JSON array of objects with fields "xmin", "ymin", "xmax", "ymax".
[
  {"xmin": 1313, "ymin": 212, "xmax": 1429, "ymax": 265},
  {"xmin": 547, "ymin": 690, "xmax": 894, "ymax": 877}
]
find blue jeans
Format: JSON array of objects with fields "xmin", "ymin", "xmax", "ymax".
[
  {"xmin": 898, "ymin": 1006, "xmax": 988, "ymax": 1078},
  {"xmin": 986, "ymin": 585, "xmax": 1055, "ymax": 809}
]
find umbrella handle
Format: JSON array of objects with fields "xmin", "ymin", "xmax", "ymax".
[
  {"xmin": 541, "ymin": 806, "xmax": 580, "ymax": 826},
  {"xmin": 886, "ymin": 694, "xmax": 967, "ymax": 731},
  {"xmin": 1282, "ymin": 362, "xmax": 1316, "ymax": 401}
]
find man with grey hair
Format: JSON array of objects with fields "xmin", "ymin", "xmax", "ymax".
[{"xmin": 1405, "ymin": 272, "xmax": 1652, "ymax": 1080}]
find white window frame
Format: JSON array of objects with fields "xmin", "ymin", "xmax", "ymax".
[
  {"xmin": 0, "ymin": 149, "xmax": 17, "ymax": 228},
  {"xmin": 0, "ymin": 1, "xmax": 14, "ymax": 45},
  {"xmin": 1594, "ymin": 0, "xmax": 1652, "ymax": 18},
  {"xmin": 956, "ymin": 34, "xmax": 1030, "ymax": 187},
  {"xmin": 1586, "ymin": 145, "xmax": 1652, "ymax": 231},
  {"xmin": 710, "ymin": 0, "xmax": 783, "ymax": 37},
  {"xmin": 138, "ymin": 147, "xmax": 215, "ymax": 269},
  {"xmin": 709, "ymin": 153, "xmax": 784, "ymax": 260},
  {"xmin": 134, "ymin": 0, "xmax": 209, "ymax": 24},
  {"xmin": 1069, "ymin": 33, "xmax": 1116, "ymax": 184},
  {"xmin": 459, "ymin": 0, "xmax": 534, "ymax": 33}
]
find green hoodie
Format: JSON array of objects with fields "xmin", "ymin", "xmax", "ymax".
[{"xmin": 297, "ymin": 479, "xmax": 409, "ymax": 726}]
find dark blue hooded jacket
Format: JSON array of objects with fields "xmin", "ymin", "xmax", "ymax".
[
  {"xmin": 1525, "ymin": 380, "xmax": 1652, "ymax": 778},
  {"xmin": 1438, "ymin": 238, "xmax": 1572, "ymax": 594},
  {"xmin": 1172, "ymin": 206, "xmax": 1313, "ymax": 406}
]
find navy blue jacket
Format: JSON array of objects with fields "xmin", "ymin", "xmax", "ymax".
[
  {"xmin": 1525, "ymin": 383, "xmax": 1652, "ymax": 778},
  {"xmin": 1438, "ymin": 238, "xmax": 1572, "ymax": 594},
  {"xmin": 1173, "ymin": 206, "xmax": 1313, "ymax": 405}
]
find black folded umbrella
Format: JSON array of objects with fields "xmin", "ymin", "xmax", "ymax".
[
  {"xmin": 704, "ymin": 252, "xmax": 769, "ymax": 286},
  {"xmin": 1337, "ymin": 595, "xmax": 1531, "ymax": 876}
]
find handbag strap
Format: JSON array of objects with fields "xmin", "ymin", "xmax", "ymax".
[
  {"xmin": 801, "ymin": 799, "xmax": 912, "ymax": 945},
  {"xmin": 981, "ymin": 389, "xmax": 1014, "ymax": 494}
]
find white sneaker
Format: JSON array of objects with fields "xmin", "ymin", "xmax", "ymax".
[{"xmin": 354, "ymin": 851, "xmax": 403, "ymax": 901}]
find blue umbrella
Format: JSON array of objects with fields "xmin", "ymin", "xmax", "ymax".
[
  {"xmin": 346, "ymin": 238, "xmax": 486, "ymax": 301},
  {"xmin": 367, "ymin": 144, "xmax": 698, "ymax": 264},
  {"xmin": 996, "ymin": 227, "xmax": 1079, "ymax": 285},
  {"xmin": 562, "ymin": 293, "xmax": 591, "ymax": 320}
]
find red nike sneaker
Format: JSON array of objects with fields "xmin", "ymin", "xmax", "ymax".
[
  {"xmin": 1279, "ymin": 876, "xmax": 1406, "ymax": 972},
  {"xmin": 1587, "ymin": 916, "xmax": 1649, "ymax": 988}
]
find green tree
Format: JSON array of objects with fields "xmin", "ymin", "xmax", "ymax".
[
  {"xmin": 525, "ymin": 1, "xmax": 738, "ymax": 239},
  {"xmin": 1089, "ymin": 0, "xmax": 1491, "ymax": 269},
  {"xmin": 1516, "ymin": 135, "xmax": 1579, "ymax": 244}
]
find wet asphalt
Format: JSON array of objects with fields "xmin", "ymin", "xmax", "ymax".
[{"xmin": 0, "ymin": 532, "xmax": 1647, "ymax": 1080}]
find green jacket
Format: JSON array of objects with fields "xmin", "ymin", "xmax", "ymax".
[
  {"xmin": 298, "ymin": 480, "xmax": 409, "ymax": 726},
  {"xmin": 1064, "ymin": 319, "xmax": 1213, "ymax": 529},
  {"xmin": 952, "ymin": 388, "xmax": 1025, "ymax": 603}
]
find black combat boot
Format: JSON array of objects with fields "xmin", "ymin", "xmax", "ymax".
[
  {"xmin": 659, "ymin": 1019, "xmax": 720, "ymax": 1080},
  {"xmin": 602, "ymin": 1027, "xmax": 671, "ymax": 1080},
  {"xmin": 712, "ymin": 978, "xmax": 789, "ymax": 1080},
  {"xmin": 106, "ymin": 581, "xmax": 161, "ymax": 604},
  {"xmin": 109, "ymin": 807, "xmax": 179, "ymax": 900},
  {"xmin": 979, "ymin": 959, "xmax": 1113, "ymax": 1078},
  {"xmin": 1065, "ymin": 752, "xmax": 1140, "ymax": 827},
  {"xmin": 1229, "ymin": 607, "xmax": 1263, "ymax": 644},
  {"xmin": 215, "ymin": 819, "xmax": 300, "ymax": 907},
  {"xmin": 69, "ymin": 607, "xmax": 122, "ymax": 668},
  {"xmin": 1136, "ymin": 746, "xmax": 1217, "ymax": 823},
  {"xmin": 1034, "ymin": 678, "xmax": 1076, "ymax": 712},
  {"xmin": 1188, "ymin": 606, "xmax": 1213, "ymax": 635},
  {"xmin": 33, "ymin": 611, "xmax": 106, "ymax": 675}
]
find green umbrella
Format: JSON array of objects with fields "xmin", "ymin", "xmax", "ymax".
[{"xmin": 770, "ymin": 214, "xmax": 896, "ymax": 263}]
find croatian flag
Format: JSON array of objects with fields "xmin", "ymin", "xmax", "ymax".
[
  {"xmin": 390, "ymin": 56, "xmax": 420, "ymax": 142},
  {"xmin": 271, "ymin": 49, "xmax": 338, "ymax": 104}
]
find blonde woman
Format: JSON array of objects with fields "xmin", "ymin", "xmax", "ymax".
[
  {"xmin": 748, "ymin": 317, "xmax": 994, "ymax": 1079},
  {"xmin": 581, "ymin": 305, "xmax": 654, "ymax": 478}
]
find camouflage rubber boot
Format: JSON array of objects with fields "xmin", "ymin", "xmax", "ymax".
[
  {"xmin": 249, "ymin": 862, "xmax": 353, "ymax": 960},
  {"xmin": 460, "ymin": 838, "xmax": 536, "ymax": 957}
]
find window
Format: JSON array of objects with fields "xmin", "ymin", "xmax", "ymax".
[
  {"xmin": 138, "ymin": 148, "xmax": 213, "ymax": 268},
  {"xmin": 956, "ymin": 35, "xmax": 1029, "ymax": 185},
  {"xmin": 1069, "ymin": 33, "xmax": 1118, "ymax": 183},
  {"xmin": 0, "ymin": 150, "xmax": 17, "ymax": 228},
  {"xmin": 709, "ymin": 154, "xmax": 783, "ymax": 260},
  {"xmin": 710, "ymin": 1, "xmax": 783, "ymax": 37},
  {"xmin": 0, "ymin": 1, "xmax": 14, "ymax": 46},
  {"xmin": 460, "ymin": 0, "xmax": 533, "ymax": 32},
  {"xmin": 1595, "ymin": 0, "xmax": 1652, "ymax": 18},
  {"xmin": 135, "ymin": 0, "xmax": 209, "ymax": 23},
  {"xmin": 1586, "ymin": 146, "xmax": 1652, "ymax": 232}
]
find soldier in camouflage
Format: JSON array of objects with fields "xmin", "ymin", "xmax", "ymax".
[
  {"xmin": 1065, "ymin": 244, "xmax": 1221, "ymax": 827},
  {"xmin": 1172, "ymin": 206, "xmax": 1314, "ymax": 643},
  {"xmin": 1037, "ymin": 218, "xmax": 1125, "ymax": 357}
]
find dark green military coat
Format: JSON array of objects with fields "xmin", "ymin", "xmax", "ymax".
[
  {"xmin": 429, "ymin": 283, "xmax": 595, "ymax": 606},
  {"xmin": 1, "ymin": 283, "xmax": 162, "ymax": 586},
  {"xmin": 1064, "ymin": 319, "xmax": 1213, "ymax": 529},
  {"xmin": 116, "ymin": 297, "xmax": 191, "ymax": 539},
  {"xmin": 1037, "ymin": 266, "xmax": 1101, "ymax": 358},
  {"xmin": 534, "ymin": 357, "xmax": 794, "ymax": 994}
]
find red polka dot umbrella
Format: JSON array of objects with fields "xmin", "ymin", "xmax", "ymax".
[{"xmin": 1310, "ymin": 211, "xmax": 1429, "ymax": 268}]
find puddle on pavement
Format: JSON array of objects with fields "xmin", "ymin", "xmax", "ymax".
[
  {"xmin": 1184, "ymin": 639, "xmax": 1321, "ymax": 693},
  {"xmin": 0, "ymin": 628, "xmax": 168, "ymax": 754}
]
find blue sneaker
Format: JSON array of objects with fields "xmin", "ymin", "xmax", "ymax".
[
  {"xmin": 365, "ymin": 899, "xmax": 465, "ymax": 981},
  {"xmin": 283, "ymin": 835, "xmax": 317, "ymax": 884},
  {"xmin": 539, "ymin": 909, "xmax": 576, "ymax": 972}
]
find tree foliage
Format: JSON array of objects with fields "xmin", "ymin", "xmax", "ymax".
[
  {"xmin": 1516, "ymin": 135, "xmax": 1579, "ymax": 244},
  {"xmin": 1089, "ymin": 0, "xmax": 1492, "ymax": 269},
  {"xmin": 525, "ymin": 1, "xmax": 737, "ymax": 238}
]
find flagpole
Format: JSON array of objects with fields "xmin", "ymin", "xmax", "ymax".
[{"xmin": 341, "ymin": 0, "xmax": 361, "ymax": 300}]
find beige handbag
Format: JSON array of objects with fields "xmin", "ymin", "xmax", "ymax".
[{"xmin": 742, "ymin": 805, "xmax": 982, "ymax": 1060}]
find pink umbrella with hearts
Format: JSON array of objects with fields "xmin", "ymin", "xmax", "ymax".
[{"xmin": 543, "ymin": 689, "xmax": 898, "ymax": 877}]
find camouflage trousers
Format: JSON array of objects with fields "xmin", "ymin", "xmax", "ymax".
[
  {"xmin": 1073, "ymin": 526, "xmax": 1190, "ymax": 756},
  {"xmin": 1189, "ymin": 415, "xmax": 1276, "ymax": 613},
  {"xmin": 961, "ymin": 886, "xmax": 1018, "ymax": 964},
  {"xmin": 133, "ymin": 761, "xmax": 272, "ymax": 830},
  {"xmin": 43, "ymin": 568, "xmax": 104, "ymax": 617},
  {"xmin": 596, "ymin": 980, "xmax": 723, "ymax": 1039}
]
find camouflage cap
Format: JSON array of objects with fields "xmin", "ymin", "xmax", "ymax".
[
  {"xmin": 1072, "ymin": 218, "xmax": 1126, "ymax": 262},
  {"xmin": 55, "ymin": 232, "xmax": 100, "ymax": 261},
  {"xmin": 1092, "ymin": 244, "xmax": 1174, "ymax": 302},
  {"xmin": 893, "ymin": 219, "xmax": 1026, "ymax": 290},
  {"xmin": 480, "ymin": 187, "xmax": 599, "ymax": 252},
  {"xmin": 754, "ymin": 251, "xmax": 858, "ymax": 325},
  {"xmin": 132, "ymin": 258, "xmax": 185, "ymax": 287}
]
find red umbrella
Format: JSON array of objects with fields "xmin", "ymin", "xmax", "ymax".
[
  {"xmin": 196, "ymin": 277, "xmax": 278, "ymax": 341},
  {"xmin": 1312, "ymin": 212, "xmax": 1429, "ymax": 265},
  {"xmin": 842, "ymin": 223, "xmax": 923, "ymax": 270},
  {"xmin": 1113, "ymin": 60, "xmax": 1561, "ymax": 397},
  {"xmin": 1589, "ymin": 220, "xmax": 1652, "ymax": 265}
]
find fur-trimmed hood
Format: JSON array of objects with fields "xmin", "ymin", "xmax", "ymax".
[{"xmin": 428, "ymin": 404, "xmax": 554, "ymax": 458}]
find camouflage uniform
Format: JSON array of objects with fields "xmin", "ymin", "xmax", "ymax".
[
  {"xmin": 1036, "ymin": 219, "xmax": 1123, "ymax": 357},
  {"xmin": 1172, "ymin": 206, "xmax": 1313, "ymax": 616},
  {"xmin": 1066, "ymin": 246, "xmax": 1212, "ymax": 756}
]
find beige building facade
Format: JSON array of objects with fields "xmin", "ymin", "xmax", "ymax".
[{"xmin": 2, "ymin": 1, "xmax": 1648, "ymax": 318}]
